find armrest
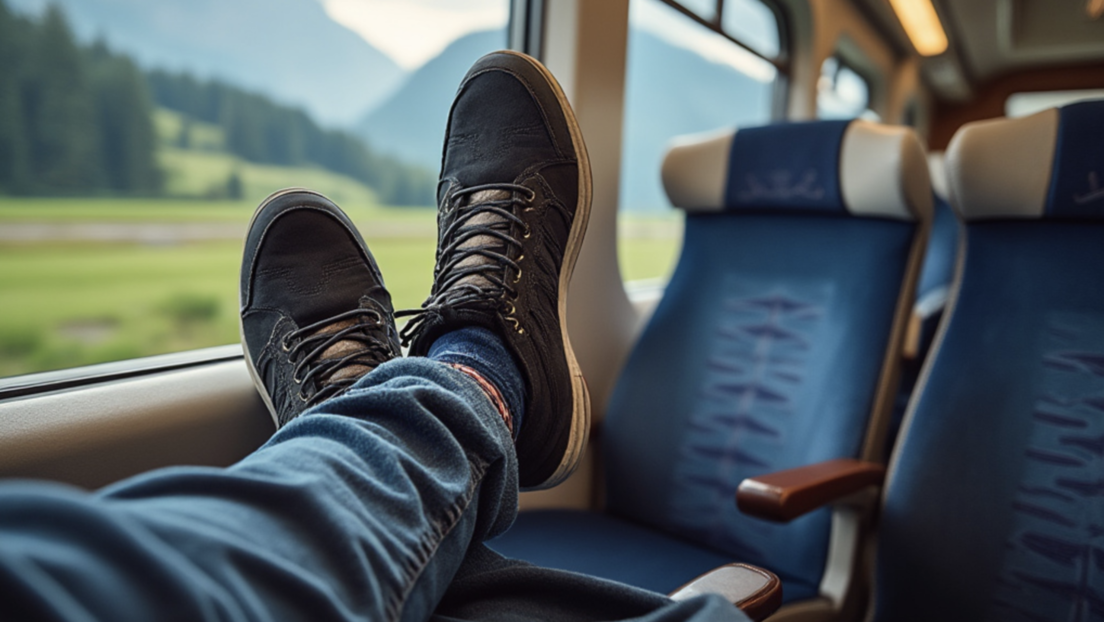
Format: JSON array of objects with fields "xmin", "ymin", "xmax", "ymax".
[
  {"xmin": 669, "ymin": 563, "xmax": 782, "ymax": 621},
  {"xmin": 736, "ymin": 458, "xmax": 885, "ymax": 523}
]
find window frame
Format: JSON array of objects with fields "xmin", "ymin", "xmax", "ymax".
[
  {"xmin": 657, "ymin": 0, "xmax": 792, "ymax": 121},
  {"xmin": 656, "ymin": 0, "xmax": 791, "ymax": 73},
  {"xmin": 0, "ymin": 345, "xmax": 244, "ymax": 401}
]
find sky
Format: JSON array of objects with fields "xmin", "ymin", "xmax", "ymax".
[
  {"xmin": 321, "ymin": 0, "xmax": 777, "ymax": 83},
  {"xmin": 321, "ymin": 0, "xmax": 509, "ymax": 70}
]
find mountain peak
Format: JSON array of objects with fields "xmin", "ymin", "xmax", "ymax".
[{"xmin": 5, "ymin": 0, "xmax": 406, "ymax": 127}]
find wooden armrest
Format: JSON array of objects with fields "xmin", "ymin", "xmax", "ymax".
[
  {"xmin": 736, "ymin": 458, "xmax": 885, "ymax": 522},
  {"xmin": 669, "ymin": 563, "xmax": 782, "ymax": 621}
]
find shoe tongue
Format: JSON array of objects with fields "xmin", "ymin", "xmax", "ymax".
[
  {"xmin": 308, "ymin": 305, "xmax": 378, "ymax": 385},
  {"xmin": 454, "ymin": 189, "xmax": 512, "ymax": 290}
]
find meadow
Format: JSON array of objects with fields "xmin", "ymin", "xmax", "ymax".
[{"xmin": 0, "ymin": 197, "xmax": 681, "ymax": 377}]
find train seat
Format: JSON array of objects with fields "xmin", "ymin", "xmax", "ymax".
[
  {"xmin": 490, "ymin": 119, "xmax": 932, "ymax": 614},
  {"xmin": 886, "ymin": 155, "xmax": 963, "ymax": 451},
  {"xmin": 874, "ymin": 99, "xmax": 1104, "ymax": 620}
]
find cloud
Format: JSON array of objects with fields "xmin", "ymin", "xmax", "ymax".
[{"xmin": 321, "ymin": 0, "xmax": 508, "ymax": 70}]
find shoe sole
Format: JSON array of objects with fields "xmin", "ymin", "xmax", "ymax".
[
  {"xmin": 239, "ymin": 187, "xmax": 330, "ymax": 429},
  {"xmin": 502, "ymin": 51, "xmax": 593, "ymax": 491}
]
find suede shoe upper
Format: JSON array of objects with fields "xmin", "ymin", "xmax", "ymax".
[
  {"xmin": 400, "ymin": 51, "xmax": 592, "ymax": 490},
  {"xmin": 241, "ymin": 189, "xmax": 400, "ymax": 428}
]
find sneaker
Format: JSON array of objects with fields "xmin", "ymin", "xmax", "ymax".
[
  {"xmin": 399, "ymin": 51, "xmax": 592, "ymax": 490},
  {"xmin": 240, "ymin": 188, "xmax": 400, "ymax": 428}
]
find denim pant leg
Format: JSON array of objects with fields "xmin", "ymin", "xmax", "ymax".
[
  {"xmin": 0, "ymin": 357, "xmax": 746, "ymax": 622},
  {"xmin": 0, "ymin": 358, "xmax": 517, "ymax": 622},
  {"xmin": 436, "ymin": 544, "xmax": 746, "ymax": 622}
]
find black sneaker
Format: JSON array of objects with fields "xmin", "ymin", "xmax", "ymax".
[
  {"xmin": 399, "ymin": 51, "xmax": 592, "ymax": 490},
  {"xmin": 240, "ymin": 188, "xmax": 400, "ymax": 428}
]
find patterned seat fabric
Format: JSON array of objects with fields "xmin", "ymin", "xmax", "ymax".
[
  {"xmin": 875, "ymin": 100, "xmax": 1104, "ymax": 621},
  {"xmin": 887, "ymin": 186, "xmax": 963, "ymax": 455},
  {"xmin": 491, "ymin": 119, "xmax": 931, "ymax": 603}
]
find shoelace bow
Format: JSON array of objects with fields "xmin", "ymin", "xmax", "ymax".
[
  {"xmin": 283, "ymin": 301, "xmax": 393, "ymax": 406},
  {"xmin": 397, "ymin": 183, "xmax": 535, "ymax": 345}
]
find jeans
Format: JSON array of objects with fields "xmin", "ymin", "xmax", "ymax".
[{"xmin": 0, "ymin": 358, "xmax": 745, "ymax": 622}]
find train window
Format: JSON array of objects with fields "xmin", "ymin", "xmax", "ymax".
[
  {"xmin": 0, "ymin": 0, "xmax": 508, "ymax": 378},
  {"xmin": 680, "ymin": 0, "xmax": 718, "ymax": 22},
  {"xmin": 721, "ymin": 0, "xmax": 782, "ymax": 58},
  {"xmin": 816, "ymin": 55, "xmax": 876, "ymax": 120},
  {"xmin": 618, "ymin": 0, "xmax": 780, "ymax": 287}
]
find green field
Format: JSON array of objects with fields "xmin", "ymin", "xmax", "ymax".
[{"xmin": 0, "ymin": 199, "xmax": 680, "ymax": 377}]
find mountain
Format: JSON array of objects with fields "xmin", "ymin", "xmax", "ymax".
[
  {"xmin": 5, "ymin": 0, "xmax": 405, "ymax": 127},
  {"xmin": 620, "ymin": 30, "xmax": 772, "ymax": 212},
  {"xmin": 357, "ymin": 28, "xmax": 770, "ymax": 211},
  {"xmin": 356, "ymin": 29, "xmax": 506, "ymax": 171}
]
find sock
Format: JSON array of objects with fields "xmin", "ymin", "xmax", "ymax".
[{"xmin": 428, "ymin": 326, "xmax": 526, "ymax": 436}]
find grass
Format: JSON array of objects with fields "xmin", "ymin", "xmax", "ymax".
[
  {"xmin": 0, "ymin": 197, "xmax": 681, "ymax": 377},
  {"xmin": 0, "ymin": 109, "xmax": 683, "ymax": 376},
  {"xmin": 154, "ymin": 108, "xmax": 225, "ymax": 152},
  {"xmin": 159, "ymin": 148, "xmax": 391, "ymax": 206}
]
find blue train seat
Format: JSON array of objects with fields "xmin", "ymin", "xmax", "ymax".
[
  {"xmin": 491, "ymin": 119, "xmax": 932, "ymax": 616},
  {"xmin": 887, "ymin": 157, "xmax": 963, "ymax": 452},
  {"xmin": 875, "ymin": 99, "xmax": 1104, "ymax": 620}
]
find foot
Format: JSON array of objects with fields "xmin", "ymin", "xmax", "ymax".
[
  {"xmin": 240, "ymin": 188, "xmax": 401, "ymax": 428},
  {"xmin": 399, "ymin": 51, "xmax": 592, "ymax": 490}
]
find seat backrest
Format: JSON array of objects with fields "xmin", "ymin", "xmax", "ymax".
[
  {"xmin": 876, "ymin": 100, "xmax": 1104, "ymax": 621},
  {"xmin": 885, "ymin": 156, "xmax": 963, "ymax": 453},
  {"xmin": 916, "ymin": 153, "xmax": 961, "ymax": 318},
  {"xmin": 603, "ymin": 119, "xmax": 931, "ymax": 600}
]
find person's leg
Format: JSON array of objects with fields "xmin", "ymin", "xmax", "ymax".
[
  {"xmin": 398, "ymin": 50, "xmax": 592, "ymax": 492},
  {"xmin": 435, "ymin": 545, "xmax": 745, "ymax": 622},
  {"xmin": 399, "ymin": 51, "xmax": 748, "ymax": 622},
  {"xmin": 0, "ymin": 187, "xmax": 740, "ymax": 622},
  {"xmin": 0, "ymin": 183, "xmax": 524, "ymax": 622},
  {"xmin": 0, "ymin": 357, "xmax": 517, "ymax": 622},
  {"xmin": 0, "ymin": 50, "xmax": 748, "ymax": 622}
]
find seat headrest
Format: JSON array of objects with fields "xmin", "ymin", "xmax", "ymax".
[
  {"xmin": 661, "ymin": 119, "xmax": 931, "ymax": 221},
  {"xmin": 945, "ymin": 99, "xmax": 1104, "ymax": 221}
]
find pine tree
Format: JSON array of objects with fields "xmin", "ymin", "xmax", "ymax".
[
  {"xmin": 23, "ymin": 5, "xmax": 104, "ymax": 193},
  {"xmin": 0, "ymin": 2, "xmax": 30, "ymax": 193},
  {"xmin": 88, "ymin": 41, "xmax": 162, "ymax": 194}
]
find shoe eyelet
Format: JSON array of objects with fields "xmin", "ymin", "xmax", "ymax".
[
  {"xmin": 523, "ymin": 226, "xmax": 531, "ymax": 239},
  {"xmin": 280, "ymin": 339, "xmax": 291, "ymax": 352},
  {"xmin": 505, "ymin": 301, "xmax": 516, "ymax": 315},
  {"xmin": 513, "ymin": 269, "xmax": 522, "ymax": 284}
]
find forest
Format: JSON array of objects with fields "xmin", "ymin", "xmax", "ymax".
[{"xmin": 0, "ymin": 1, "xmax": 435, "ymax": 205}]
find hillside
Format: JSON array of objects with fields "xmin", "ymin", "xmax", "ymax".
[
  {"xmin": 5, "ymin": 0, "xmax": 404, "ymax": 127},
  {"xmin": 357, "ymin": 29, "xmax": 771, "ymax": 211},
  {"xmin": 620, "ymin": 29, "xmax": 772, "ymax": 211},
  {"xmin": 357, "ymin": 29, "xmax": 506, "ymax": 170},
  {"xmin": 153, "ymin": 109, "xmax": 383, "ymax": 206}
]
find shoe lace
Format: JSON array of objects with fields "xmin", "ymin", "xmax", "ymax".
[
  {"xmin": 283, "ymin": 299, "xmax": 393, "ymax": 406},
  {"xmin": 397, "ymin": 183, "xmax": 535, "ymax": 345}
]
